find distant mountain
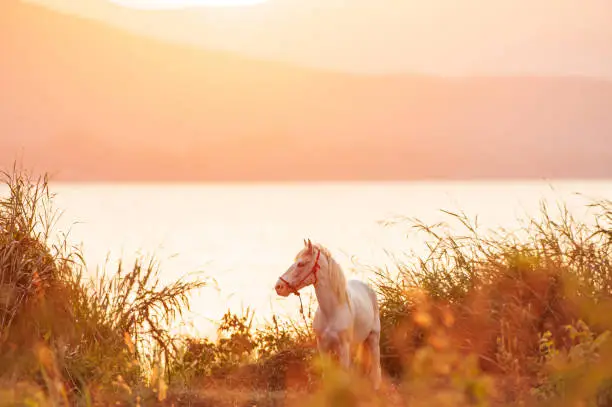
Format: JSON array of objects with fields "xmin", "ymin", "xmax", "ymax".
[{"xmin": 1, "ymin": 0, "xmax": 611, "ymax": 181}]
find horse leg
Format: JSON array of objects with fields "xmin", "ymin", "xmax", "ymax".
[
  {"xmin": 358, "ymin": 341, "xmax": 371, "ymax": 375},
  {"xmin": 338, "ymin": 340, "xmax": 351, "ymax": 370},
  {"xmin": 316, "ymin": 335, "xmax": 335, "ymax": 384},
  {"xmin": 365, "ymin": 331, "xmax": 382, "ymax": 391},
  {"xmin": 316, "ymin": 335, "xmax": 326, "ymax": 356}
]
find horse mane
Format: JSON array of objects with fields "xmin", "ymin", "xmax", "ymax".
[{"xmin": 314, "ymin": 244, "xmax": 349, "ymax": 305}]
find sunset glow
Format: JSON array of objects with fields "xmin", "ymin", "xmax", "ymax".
[
  {"xmin": 3, "ymin": 0, "xmax": 612, "ymax": 403},
  {"xmin": 107, "ymin": 0, "xmax": 266, "ymax": 9}
]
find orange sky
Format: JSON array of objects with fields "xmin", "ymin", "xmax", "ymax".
[
  {"xmin": 26, "ymin": 0, "xmax": 612, "ymax": 77},
  {"xmin": 106, "ymin": 0, "xmax": 267, "ymax": 8},
  {"xmin": 2, "ymin": 0, "xmax": 612, "ymax": 181}
]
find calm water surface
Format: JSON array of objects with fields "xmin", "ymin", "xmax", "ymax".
[{"xmin": 7, "ymin": 180, "xmax": 612, "ymax": 337}]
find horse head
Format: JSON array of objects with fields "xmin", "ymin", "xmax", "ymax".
[{"xmin": 274, "ymin": 239, "xmax": 321, "ymax": 297}]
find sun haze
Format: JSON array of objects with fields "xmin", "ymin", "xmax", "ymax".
[
  {"xmin": 107, "ymin": 0, "xmax": 266, "ymax": 9},
  {"xmin": 1, "ymin": 0, "xmax": 612, "ymax": 181}
]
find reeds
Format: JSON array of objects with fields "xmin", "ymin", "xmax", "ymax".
[
  {"xmin": 0, "ymin": 164, "xmax": 208, "ymax": 405},
  {"xmin": 2, "ymin": 163, "xmax": 612, "ymax": 406}
]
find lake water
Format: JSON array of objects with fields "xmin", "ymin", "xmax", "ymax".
[{"xmin": 5, "ymin": 180, "xmax": 612, "ymax": 337}]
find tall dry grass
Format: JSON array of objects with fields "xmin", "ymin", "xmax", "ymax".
[
  {"xmin": 166, "ymin": 198, "xmax": 612, "ymax": 407},
  {"xmin": 0, "ymin": 165, "xmax": 208, "ymax": 405},
  {"xmin": 369, "ymin": 200, "xmax": 612, "ymax": 406},
  {"xmin": 2, "ymin": 164, "xmax": 612, "ymax": 407}
]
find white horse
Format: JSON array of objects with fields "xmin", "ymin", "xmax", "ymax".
[{"xmin": 274, "ymin": 239, "xmax": 382, "ymax": 390}]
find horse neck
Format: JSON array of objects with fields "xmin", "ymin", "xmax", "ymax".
[{"xmin": 313, "ymin": 254, "xmax": 348, "ymax": 316}]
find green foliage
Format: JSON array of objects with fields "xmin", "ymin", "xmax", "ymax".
[{"xmin": 531, "ymin": 321, "xmax": 612, "ymax": 406}]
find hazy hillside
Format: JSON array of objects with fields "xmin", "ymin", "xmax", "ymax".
[{"xmin": 1, "ymin": 0, "xmax": 611, "ymax": 181}]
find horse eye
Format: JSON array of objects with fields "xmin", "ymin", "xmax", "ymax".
[{"xmin": 297, "ymin": 262, "xmax": 304, "ymax": 268}]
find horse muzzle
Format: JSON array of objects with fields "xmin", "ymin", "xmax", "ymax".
[{"xmin": 274, "ymin": 279, "xmax": 292, "ymax": 297}]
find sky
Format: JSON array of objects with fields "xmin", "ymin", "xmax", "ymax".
[
  {"xmin": 106, "ymin": 0, "xmax": 267, "ymax": 9},
  {"xmin": 26, "ymin": 0, "xmax": 612, "ymax": 77},
  {"xmin": 3, "ymin": 0, "xmax": 612, "ymax": 182}
]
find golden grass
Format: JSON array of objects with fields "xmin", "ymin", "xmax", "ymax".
[
  {"xmin": 0, "ymin": 164, "xmax": 208, "ymax": 405},
  {"xmin": 2, "ymin": 163, "xmax": 612, "ymax": 406}
]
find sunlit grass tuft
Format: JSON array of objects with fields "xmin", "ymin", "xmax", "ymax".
[{"xmin": 0, "ymin": 163, "xmax": 208, "ymax": 405}]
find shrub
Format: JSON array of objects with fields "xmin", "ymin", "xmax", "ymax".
[{"xmin": 371, "ymin": 200, "xmax": 612, "ymax": 405}]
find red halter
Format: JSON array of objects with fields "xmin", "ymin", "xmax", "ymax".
[{"xmin": 280, "ymin": 249, "xmax": 321, "ymax": 296}]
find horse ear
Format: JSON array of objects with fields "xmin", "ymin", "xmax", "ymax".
[{"xmin": 307, "ymin": 239, "xmax": 313, "ymax": 252}]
